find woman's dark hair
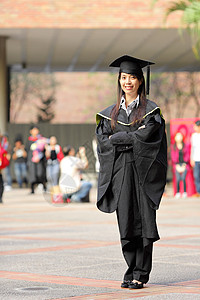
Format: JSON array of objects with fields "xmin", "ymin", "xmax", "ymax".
[
  {"xmin": 29, "ymin": 124, "xmax": 39, "ymax": 131},
  {"xmin": 173, "ymin": 132, "xmax": 184, "ymax": 150},
  {"xmin": 111, "ymin": 71, "xmax": 147, "ymax": 129},
  {"xmin": 174, "ymin": 140, "xmax": 185, "ymax": 150},
  {"xmin": 195, "ymin": 120, "xmax": 200, "ymax": 126},
  {"xmin": 14, "ymin": 134, "xmax": 23, "ymax": 144},
  {"xmin": 15, "ymin": 138, "xmax": 23, "ymax": 144},
  {"xmin": 63, "ymin": 145, "xmax": 73, "ymax": 156}
]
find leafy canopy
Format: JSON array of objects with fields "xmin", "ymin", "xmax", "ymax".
[{"xmin": 152, "ymin": 0, "xmax": 200, "ymax": 58}]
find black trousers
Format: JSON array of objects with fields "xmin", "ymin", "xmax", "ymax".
[
  {"xmin": 121, "ymin": 237, "xmax": 153, "ymax": 283},
  {"xmin": 113, "ymin": 150, "xmax": 156, "ymax": 284},
  {"xmin": 0, "ymin": 174, "xmax": 4, "ymax": 203}
]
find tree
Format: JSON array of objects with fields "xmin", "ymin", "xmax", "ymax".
[
  {"xmin": 150, "ymin": 73, "xmax": 173, "ymax": 120},
  {"xmin": 36, "ymin": 96, "xmax": 56, "ymax": 122},
  {"xmin": 30, "ymin": 73, "xmax": 57, "ymax": 123},
  {"xmin": 10, "ymin": 73, "xmax": 34, "ymax": 122},
  {"xmin": 10, "ymin": 73, "xmax": 58, "ymax": 123},
  {"xmin": 189, "ymin": 72, "xmax": 200, "ymax": 116},
  {"xmin": 152, "ymin": 0, "xmax": 200, "ymax": 58},
  {"xmin": 150, "ymin": 72, "xmax": 200, "ymax": 121}
]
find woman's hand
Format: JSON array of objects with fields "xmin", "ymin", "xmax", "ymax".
[
  {"xmin": 190, "ymin": 160, "xmax": 195, "ymax": 168},
  {"xmin": 79, "ymin": 147, "xmax": 86, "ymax": 157},
  {"xmin": 176, "ymin": 164, "xmax": 186, "ymax": 173},
  {"xmin": 109, "ymin": 132, "xmax": 132, "ymax": 145}
]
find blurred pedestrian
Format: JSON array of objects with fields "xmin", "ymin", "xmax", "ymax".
[
  {"xmin": 1, "ymin": 133, "xmax": 12, "ymax": 191},
  {"xmin": 59, "ymin": 146, "xmax": 92, "ymax": 202},
  {"xmin": 26, "ymin": 125, "xmax": 47, "ymax": 194},
  {"xmin": 12, "ymin": 138, "xmax": 28, "ymax": 188},
  {"xmin": 96, "ymin": 55, "xmax": 167, "ymax": 289},
  {"xmin": 0, "ymin": 134, "xmax": 10, "ymax": 203},
  {"xmin": 171, "ymin": 132, "xmax": 190, "ymax": 198},
  {"xmin": 45, "ymin": 136, "xmax": 64, "ymax": 189},
  {"xmin": 190, "ymin": 120, "xmax": 200, "ymax": 196}
]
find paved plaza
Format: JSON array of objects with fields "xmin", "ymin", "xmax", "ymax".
[{"xmin": 0, "ymin": 184, "xmax": 200, "ymax": 300}]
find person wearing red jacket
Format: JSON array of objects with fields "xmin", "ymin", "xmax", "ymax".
[{"xmin": 0, "ymin": 135, "xmax": 10, "ymax": 203}]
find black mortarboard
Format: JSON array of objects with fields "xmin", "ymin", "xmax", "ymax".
[{"xmin": 109, "ymin": 55, "xmax": 155, "ymax": 95}]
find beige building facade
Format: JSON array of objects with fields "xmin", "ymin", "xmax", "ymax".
[{"xmin": 0, "ymin": 0, "xmax": 199, "ymax": 131}]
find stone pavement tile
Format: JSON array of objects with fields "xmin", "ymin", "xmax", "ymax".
[
  {"xmin": 1, "ymin": 271, "xmax": 200, "ymax": 299},
  {"xmin": 0, "ymin": 187, "xmax": 200, "ymax": 299},
  {"xmin": 48, "ymin": 281, "xmax": 200, "ymax": 299},
  {"xmin": 0, "ymin": 240, "xmax": 118, "ymax": 256}
]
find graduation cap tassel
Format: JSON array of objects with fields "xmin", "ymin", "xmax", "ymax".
[{"xmin": 146, "ymin": 64, "xmax": 150, "ymax": 96}]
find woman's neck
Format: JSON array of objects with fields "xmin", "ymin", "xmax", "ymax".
[
  {"xmin": 125, "ymin": 93, "xmax": 138, "ymax": 106},
  {"xmin": 176, "ymin": 142, "xmax": 183, "ymax": 150}
]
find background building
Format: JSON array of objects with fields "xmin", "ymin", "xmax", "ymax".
[{"xmin": 0, "ymin": 0, "xmax": 199, "ymax": 174}]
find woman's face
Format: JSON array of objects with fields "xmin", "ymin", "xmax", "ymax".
[
  {"xmin": 120, "ymin": 73, "xmax": 142, "ymax": 97},
  {"xmin": 194, "ymin": 124, "xmax": 200, "ymax": 133},
  {"xmin": 15, "ymin": 141, "xmax": 22, "ymax": 148},
  {"xmin": 175, "ymin": 132, "xmax": 183, "ymax": 143},
  {"xmin": 50, "ymin": 136, "xmax": 57, "ymax": 145},
  {"xmin": 30, "ymin": 127, "xmax": 39, "ymax": 137},
  {"xmin": 69, "ymin": 148, "xmax": 75, "ymax": 156}
]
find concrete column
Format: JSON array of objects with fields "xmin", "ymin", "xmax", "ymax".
[{"xmin": 0, "ymin": 37, "xmax": 7, "ymax": 134}]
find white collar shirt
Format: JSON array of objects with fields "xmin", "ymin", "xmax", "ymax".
[{"xmin": 119, "ymin": 95, "xmax": 140, "ymax": 116}]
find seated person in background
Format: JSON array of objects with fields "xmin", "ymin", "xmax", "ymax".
[{"xmin": 59, "ymin": 145, "xmax": 92, "ymax": 202}]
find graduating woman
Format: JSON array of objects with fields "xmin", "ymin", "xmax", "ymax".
[{"xmin": 96, "ymin": 55, "xmax": 167, "ymax": 289}]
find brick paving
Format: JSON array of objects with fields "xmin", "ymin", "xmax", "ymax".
[{"xmin": 0, "ymin": 185, "xmax": 200, "ymax": 299}]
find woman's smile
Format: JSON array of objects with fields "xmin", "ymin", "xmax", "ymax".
[
  {"xmin": 120, "ymin": 72, "xmax": 141, "ymax": 98},
  {"xmin": 125, "ymin": 85, "xmax": 133, "ymax": 90}
]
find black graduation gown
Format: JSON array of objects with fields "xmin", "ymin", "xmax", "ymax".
[{"xmin": 96, "ymin": 99, "xmax": 167, "ymax": 246}]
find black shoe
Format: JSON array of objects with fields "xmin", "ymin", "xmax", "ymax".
[
  {"xmin": 28, "ymin": 191, "xmax": 35, "ymax": 195},
  {"xmin": 121, "ymin": 280, "xmax": 133, "ymax": 288},
  {"xmin": 129, "ymin": 281, "xmax": 144, "ymax": 289}
]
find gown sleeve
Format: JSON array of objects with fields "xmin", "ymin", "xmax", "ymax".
[
  {"xmin": 96, "ymin": 118, "xmax": 116, "ymax": 211},
  {"xmin": 96, "ymin": 118, "xmax": 114, "ymax": 171},
  {"xmin": 110, "ymin": 110, "xmax": 167, "ymax": 210},
  {"xmin": 110, "ymin": 112, "xmax": 162, "ymax": 145},
  {"xmin": 96, "ymin": 118, "xmax": 113, "ymax": 154},
  {"xmin": 96, "ymin": 109, "xmax": 167, "ymax": 211}
]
